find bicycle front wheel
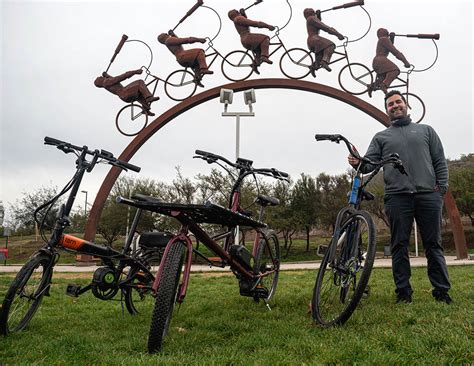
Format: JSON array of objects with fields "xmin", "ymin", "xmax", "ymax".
[
  {"xmin": 404, "ymin": 93, "xmax": 426, "ymax": 123},
  {"xmin": 338, "ymin": 63, "xmax": 373, "ymax": 95},
  {"xmin": 312, "ymin": 210, "xmax": 376, "ymax": 327},
  {"xmin": 0, "ymin": 253, "xmax": 53, "ymax": 334},
  {"xmin": 221, "ymin": 50, "xmax": 254, "ymax": 82},
  {"xmin": 115, "ymin": 103, "xmax": 149, "ymax": 137},
  {"xmin": 279, "ymin": 48, "xmax": 313, "ymax": 80},
  {"xmin": 147, "ymin": 241, "xmax": 185, "ymax": 353},
  {"xmin": 254, "ymin": 231, "xmax": 280, "ymax": 302},
  {"xmin": 164, "ymin": 70, "xmax": 197, "ymax": 101}
]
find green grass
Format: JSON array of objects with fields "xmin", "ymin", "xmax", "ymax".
[{"xmin": 1, "ymin": 266, "xmax": 472, "ymax": 365}]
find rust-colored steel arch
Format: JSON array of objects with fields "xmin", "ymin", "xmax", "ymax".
[
  {"xmin": 85, "ymin": 79, "xmax": 389, "ymax": 240},
  {"xmin": 84, "ymin": 78, "xmax": 467, "ymax": 259}
]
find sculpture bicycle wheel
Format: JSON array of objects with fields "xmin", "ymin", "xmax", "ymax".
[
  {"xmin": 221, "ymin": 50, "xmax": 255, "ymax": 82},
  {"xmin": 115, "ymin": 103, "xmax": 149, "ymax": 137},
  {"xmin": 338, "ymin": 63, "xmax": 373, "ymax": 95},
  {"xmin": 403, "ymin": 93, "xmax": 426, "ymax": 123},
  {"xmin": 279, "ymin": 48, "xmax": 314, "ymax": 80},
  {"xmin": 164, "ymin": 70, "xmax": 198, "ymax": 102}
]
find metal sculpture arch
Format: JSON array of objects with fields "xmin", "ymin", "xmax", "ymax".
[
  {"xmin": 84, "ymin": 78, "xmax": 467, "ymax": 259},
  {"xmin": 85, "ymin": 78, "xmax": 388, "ymax": 240}
]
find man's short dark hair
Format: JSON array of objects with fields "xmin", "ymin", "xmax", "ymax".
[{"xmin": 384, "ymin": 90, "xmax": 406, "ymax": 108}]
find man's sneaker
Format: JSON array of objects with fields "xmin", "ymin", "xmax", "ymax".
[
  {"xmin": 396, "ymin": 287, "xmax": 412, "ymax": 304},
  {"xmin": 433, "ymin": 289, "xmax": 452, "ymax": 304}
]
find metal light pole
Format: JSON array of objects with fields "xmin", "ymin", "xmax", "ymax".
[
  {"xmin": 220, "ymin": 88, "xmax": 256, "ymax": 161},
  {"xmin": 220, "ymin": 89, "xmax": 256, "ymax": 245},
  {"xmin": 81, "ymin": 190, "xmax": 88, "ymax": 216}
]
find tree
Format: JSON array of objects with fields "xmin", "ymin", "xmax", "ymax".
[
  {"xmin": 316, "ymin": 172, "xmax": 351, "ymax": 231},
  {"xmin": 10, "ymin": 185, "xmax": 60, "ymax": 234},
  {"xmin": 266, "ymin": 180, "xmax": 296, "ymax": 249},
  {"xmin": 363, "ymin": 171, "xmax": 390, "ymax": 228},
  {"xmin": 291, "ymin": 174, "xmax": 319, "ymax": 251},
  {"xmin": 449, "ymin": 154, "xmax": 474, "ymax": 225}
]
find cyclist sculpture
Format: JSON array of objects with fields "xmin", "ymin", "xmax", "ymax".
[
  {"xmin": 157, "ymin": 31, "xmax": 213, "ymax": 88},
  {"xmin": 228, "ymin": 7, "xmax": 275, "ymax": 70},
  {"xmin": 304, "ymin": 8, "xmax": 345, "ymax": 74},
  {"xmin": 369, "ymin": 27, "xmax": 410, "ymax": 96},
  {"xmin": 94, "ymin": 69, "xmax": 160, "ymax": 116}
]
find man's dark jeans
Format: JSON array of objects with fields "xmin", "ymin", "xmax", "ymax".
[{"xmin": 384, "ymin": 192, "xmax": 451, "ymax": 292}]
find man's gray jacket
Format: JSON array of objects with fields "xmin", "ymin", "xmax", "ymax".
[{"xmin": 361, "ymin": 117, "xmax": 448, "ymax": 195}]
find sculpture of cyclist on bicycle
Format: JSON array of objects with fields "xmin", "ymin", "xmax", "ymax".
[
  {"xmin": 228, "ymin": 8, "xmax": 275, "ymax": 69},
  {"xmin": 304, "ymin": 8, "xmax": 344, "ymax": 74},
  {"xmin": 94, "ymin": 69, "xmax": 160, "ymax": 116},
  {"xmin": 369, "ymin": 28, "xmax": 410, "ymax": 96},
  {"xmin": 157, "ymin": 31, "xmax": 213, "ymax": 88}
]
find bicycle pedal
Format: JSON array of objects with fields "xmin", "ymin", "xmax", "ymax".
[
  {"xmin": 66, "ymin": 284, "xmax": 82, "ymax": 297},
  {"xmin": 317, "ymin": 245, "xmax": 328, "ymax": 257}
]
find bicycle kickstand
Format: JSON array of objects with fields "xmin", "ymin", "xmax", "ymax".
[{"xmin": 264, "ymin": 299, "xmax": 272, "ymax": 311}]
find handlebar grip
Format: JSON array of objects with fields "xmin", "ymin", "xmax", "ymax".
[
  {"xmin": 44, "ymin": 136, "xmax": 65, "ymax": 146},
  {"xmin": 315, "ymin": 134, "xmax": 338, "ymax": 141},
  {"xmin": 110, "ymin": 34, "xmax": 128, "ymax": 63},
  {"xmin": 332, "ymin": 0, "xmax": 364, "ymax": 10},
  {"xmin": 408, "ymin": 33, "xmax": 440, "ymax": 40},
  {"xmin": 195, "ymin": 149, "xmax": 214, "ymax": 158},
  {"xmin": 117, "ymin": 160, "xmax": 141, "ymax": 173}
]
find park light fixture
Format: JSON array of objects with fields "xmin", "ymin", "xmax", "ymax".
[
  {"xmin": 220, "ymin": 88, "xmax": 256, "ymax": 160},
  {"xmin": 220, "ymin": 88, "xmax": 256, "ymax": 246}
]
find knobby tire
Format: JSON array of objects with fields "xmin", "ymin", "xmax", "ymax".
[{"xmin": 147, "ymin": 242, "xmax": 185, "ymax": 353}]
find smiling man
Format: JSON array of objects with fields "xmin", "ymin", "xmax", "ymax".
[{"xmin": 347, "ymin": 90, "xmax": 451, "ymax": 305}]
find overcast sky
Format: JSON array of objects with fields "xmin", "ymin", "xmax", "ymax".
[{"xmin": 1, "ymin": 0, "xmax": 472, "ymax": 218}]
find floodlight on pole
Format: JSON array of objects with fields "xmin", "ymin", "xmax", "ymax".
[
  {"xmin": 220, "ymin": 88, "xmax": 256, "ymax": 160},
  {"xmin": 220, "ymin": 88, "xmax": 256, "ymax": 246}
]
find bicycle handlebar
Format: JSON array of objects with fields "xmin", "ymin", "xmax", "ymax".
[
  {"xmin": 194, "ymin": 149, "xmax": 289, "ymax": 181},
  {"xmin": 332, "ymin": 0, "xmax": 364, "ymax": 11},
  {"xmin": 315, "ymin": 134, "xmax": 407, "ymax": 175},
  {"xmin": 395, "ymin": 33, "xmax": 440, "ymax": 40},
  {"xmin": 44, "ymin": 136, "xmax": 141, "ymax": 172}
]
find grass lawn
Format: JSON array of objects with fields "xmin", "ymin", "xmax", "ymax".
[{"xmin": 0, "ymin": 266, "xmax": 472, "ymax": 365}]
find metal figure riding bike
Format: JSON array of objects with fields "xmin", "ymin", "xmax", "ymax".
[
  {"xmin": 0, "ymin": 137, "xmax": 162, "ymax": 335},
  {"xmin": 118, "ymin": 149, "xmax": 289, "ymax": 353},
  {"xmin": 311, "ymin": 134, "xmax": 407, "ymax": 327},
  {"xmin": 338, "ymin": 33, "xmax": 440, "ymax": 123}
]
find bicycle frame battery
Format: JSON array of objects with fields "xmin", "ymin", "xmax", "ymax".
[{"xmin": 229, "ymin": 244, "xmax": 254, "ymax": 271}]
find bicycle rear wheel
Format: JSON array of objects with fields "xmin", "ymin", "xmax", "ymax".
[
  {"xmin": 403, "ymin": 93, "xmax": 425, "ymax": 123},
  {"xmin": 0, "ymin": 253, "xmax": 53, "ymax": 334},
  {"xmin": 221, "ymin": 50, "xmax": 254, "ymax": 82},
  {"xmin": 147, "ymin": 241, "xmax": 185, "ymax": 353},
  {"xmin": 254, "ymin": 231, "xmax": 280, "ymax": 302},
  {"xmin": 115, "ymin": 103, "xmax": 149, "ymax": 137},
  {"xmin": 122, "ymin": 264, "xmax": 155, "ymax": 315},
  {"xmin": 338, "ymin": 63, "xmax": 373, "ymax": 95},
  {"xmin": 164, "ymin": 70, "xmax": 197, "ymax": 101},
  {"xmin": 312, "ymin": 210, "xmax": 376, "ymax": 327},
  {"xmin": 279, "ymin": 48, "xmax": 313, "ymax": 80}
]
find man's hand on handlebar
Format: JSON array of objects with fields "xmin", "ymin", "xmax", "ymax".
[{"xmin": 348, "ymin": 155, "xmax": 360, "ymax": 167}]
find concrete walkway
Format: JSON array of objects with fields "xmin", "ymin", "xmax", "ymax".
[{"xmin": 0, "ymin": 256, "xmax": 472, "ymax": 274}]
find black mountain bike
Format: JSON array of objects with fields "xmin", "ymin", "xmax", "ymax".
[
  {"xmin": 119, "ymin": 150, "xmax": 289, "ymax": 352},
  {"xmin": 311, "ymin": 134, "xmax": 407, "ymax": 327},
  {"xmin": 0, "ymin": 137, "xmax": 162, "ymax": 335}
]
